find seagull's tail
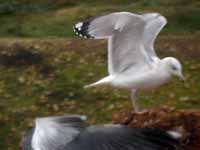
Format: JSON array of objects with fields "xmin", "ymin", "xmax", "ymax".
[
  {"xmin": 84, "ymin": 83, "xmax": 98, "ymax": 89},
  {"xmin": 84, "ymin": 76, "xmax": 114, "ymax": 89}
]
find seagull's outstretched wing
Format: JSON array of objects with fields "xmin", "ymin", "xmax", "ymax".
[
  {"xmin": 30, "ymin": 115, "xmax": 88, "ymax": 150},
  {"xmin": 143, "ymin": 13, "xmax": 167, "ymax": 58},
  {"xmin": 67, "ymin": 125, "xmax": 180, "ymax": 150},
  {"xmin": 23, "ymin": 115, "xmax": 182, "ymax": 150},
  {"xmin": 74, "ymin": 12, "xmax": 151, "ymax": 75}
]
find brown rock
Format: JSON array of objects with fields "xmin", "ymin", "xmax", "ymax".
[{"xmin": 113, "ymin": 107, "xmax": 200, "ymax": 150}]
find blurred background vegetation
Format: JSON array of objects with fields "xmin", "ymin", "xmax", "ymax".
[
  {"xmin": 0, "ymin": 0, "xmax": 199, "ymax": 149},
  {"xmin": 0, "ymin": 0, "xmax": 199, "ymax": 37}
]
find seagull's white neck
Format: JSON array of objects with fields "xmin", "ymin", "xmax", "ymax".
[{"xmin": 160, "ymin": 57, "xmax": 170, "ymax": 69}]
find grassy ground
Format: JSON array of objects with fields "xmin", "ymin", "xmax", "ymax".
[
  {"xmin": 0, "ymin": 35, "xmax": 199, "ymax": 149},
  {"xmin": 0, "ymin": 0, "xmax": 199, "ymax": 37},
  {"xmin": 0, "ymin": 0, "xmax": 199, "ymax": 149}
]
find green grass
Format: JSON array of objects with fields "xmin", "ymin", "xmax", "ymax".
[
  {"xmin": 0, "ymin": 0, "xmax": 199, "ymax": 37},
  {"xmin": 0, "ymin": 36, "xmax": 199, "ymax": 149}
]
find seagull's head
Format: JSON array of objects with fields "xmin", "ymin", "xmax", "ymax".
[{"xmin": 164, "ymin": 57, "xmax": 184, "ymax": 81}]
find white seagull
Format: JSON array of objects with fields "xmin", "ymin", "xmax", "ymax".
[{"xmin": 74, "ymin": 12, "xmax": 184, "ymax": 112}]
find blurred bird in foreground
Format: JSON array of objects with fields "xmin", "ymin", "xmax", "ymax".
[
  {"xmin": 74, "ymin": 12, "xmax": 184, "ymax": 112},
  {"xmin": 23, "ymin": 115, "xmax": 182, "ymax": 150}
]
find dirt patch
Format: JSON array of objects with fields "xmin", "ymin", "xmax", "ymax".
[
  {"xmin": 0, "ymin": 35, "xmax": 199, "ymax": 59},
  {"xmin": 113, "ymin": 107, "xmax": 200, "ymax": 150},
  {"xmin": 157, "ymin": 35, "xmax": 200, "ymax": 60},
  {"xmin": 0, "ymin": 44, "xmax": 43, "ymax": 66}
]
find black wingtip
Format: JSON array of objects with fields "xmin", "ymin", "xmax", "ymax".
[
  {"xmin": 141, "ymin": 128, "xmax": 181, "ymax": 150},
  {"xmin": 73, "ymin": 21, "xmax": 94, "ymax": 39}
]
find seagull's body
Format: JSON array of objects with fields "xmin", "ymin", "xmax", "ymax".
[
  {"xmin": 74, "ymin": 12, "xmax": 184, "ymax": 112},
  {"xmin": 95, "ymin": 58, "xmax": 170, "ymax": 90},
  {"xmin": 23, "ymin": 115, "xmax": 182, "ymax": 150}
]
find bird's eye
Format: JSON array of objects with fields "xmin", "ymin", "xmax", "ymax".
[{"xmin": 172, "ymin": 66, "xmax": 177, "ymax": 70}]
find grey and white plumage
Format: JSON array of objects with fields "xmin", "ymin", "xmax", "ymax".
[
  {"xmin": 73, "ymin": 12, "xmax": 184, "ymax": 112},
  {"xmin": 23, "ymin": 115, "xmax": 182, "ymax": 150}
]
